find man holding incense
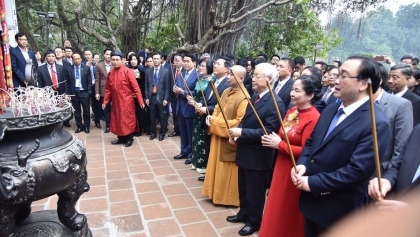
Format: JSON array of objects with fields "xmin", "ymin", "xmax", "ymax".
[
  {"xmin": 291, "ymin": 55, "xmax": 390, "ymax": 237},
  {"xmin": 227, "ymin": 63, "xmax": 284, "ymax": 236}
]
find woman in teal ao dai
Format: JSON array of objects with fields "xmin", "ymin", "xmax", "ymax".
[{"xmin": 187, "ymin": 58, "xmax": 213, "ymax": 173}]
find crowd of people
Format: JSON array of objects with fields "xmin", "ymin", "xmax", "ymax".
[{"xmin": 10, "ymin": 31, "xmax": 420, "ymax": 236}]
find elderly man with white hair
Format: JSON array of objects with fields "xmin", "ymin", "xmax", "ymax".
[{"xmin": 228, "ymin": 62, "xmax": 285, "ymax": 236}]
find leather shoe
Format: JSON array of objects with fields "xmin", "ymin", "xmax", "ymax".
[
  {"xmin": 95, "ymin": 122, "xmax": 102, "ymax": 128},
  {"xmin": 125, "ymin": 139, "xmax": 134, "ymax": 147},
  {"xmin": 184, "ymin": 158, "xmax": 192, "ymax": 164},
  {"xmin": 75, "ymin": 128, "xmax": 83, "ymax": 133},
  {"xmin": 104, "ymin": 128, "xmax": 110, "ymax": 133},
  {"xmin": 63, "ymin": 123, "xmax": 71, "ymax": 127},
  {"xmin": 149, "ymin": 135, "xmax": 156, "ymax": 140},
  {"xmin": 84, "ymin": 128, "xmax": 90, "ymax": 133},
  {"xmin": 111, "ymin": 140, "xmax": 124, "ymax": 145},
  {"xmin": 159, "ymin": 135, "xmax": 164, "ymax": 141},
  {"xmin": 198, "ymin": 176, "xmax": 205, "ymax": 182},
  {"xmin": 168, "ymin": 132, "xmax": 179, "ymax": 137},
  {"xmin": 174, "ymin": 154, "xmax": 187, "ymax": 159},
  {"xmin": 238, "ymin": 225, "xmax": 258, "ymax": 236},
  {"xmin": 226, "ymin": 215, "xmax": 246, "ymax": 223}
]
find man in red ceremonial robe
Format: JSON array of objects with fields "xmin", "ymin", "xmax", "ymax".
[{"xmin": 102, "ymin": 51, "xmax": 145, "ymax": 147}]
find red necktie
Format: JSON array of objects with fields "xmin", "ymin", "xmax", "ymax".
[
  {"xmin": 50, "ymin": 65, "xmax": 58, "ymax": 90},
  {"xmin": 253, "ymin": 94, "xmax": 260, "ymax": 105}
]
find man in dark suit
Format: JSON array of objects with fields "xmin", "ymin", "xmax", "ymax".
[
  {"xmin": 368, "ymin": 124, "xmax": 420, "ymax": 209},
  {"xmin": 228, "ymin": 63, "xmax": 284, "ymax": 236},
  {"xmin": 273, "ymin": 57, "xmax": 294, "ymax": 109},
  {"xmin": 64, "ymin": 53, "xmax": 92, "ymax": 134},
  {"xmin": 195, "ymin": 56, "xmax": 230, "ymax": 181},
  {"xmin": 95, "ymin": 48, "xmax": 113, "ymax": 133},
  {"xmin": 291, "ymin": 55, "xmax": 390, "ymax": 236},
  {"xmin": 10, "ymin": 33, "xmax": 37, "ymax": 88},
  {"xmin": 168, "ymin": 54, "xmax": 183, "ymax": 137},
  {"xmin": 145, "ymin": 52, "xmax": 171, "ymax": 141},
  {"xmin": 82, "ymin": 49, "xmax": 101, "ymax": 129},
  {"xmin": 374, "ymin": 64, "xmax": 412, "ymax": 172},
  {"xmin": 38, "ymin": 50, "xmax": 67, "ymax": 95},
  {"xmin": 388, "ymin": 63, "xmax": 420, "ymax": 126},
  {"xmin": 173, "ymin": 53, "xmax": 197, "ymax": 164}
]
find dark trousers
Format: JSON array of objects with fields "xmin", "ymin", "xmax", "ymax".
[
  {"xmin": 91, "ymin": 87, "xmax": 101, "ymax": 123},
  {"xmin": 237, "ymin": 167, "xmax": 270, "ymax": 229},
  {"xmin": 135, "ymin": 98, "xmax": 150, "ymax": 133},
  {"xmin": 204, "ymin": 131, "xmax": 211, "ymax": 167},
  {"xmin": 304, "ymin": 217, "xmax": 326, "ymax": 237},
  {"xmin": 149, "ymin": 95, "xmax": 166, "ymax": 136},
  {"xmin": 178, "ymin": 111, "xmax": 194, "ymax": 157},
  {"xmin": 117, "ymin": 133, "xmax": 133, "ymax": 142},
  {"xmin": 170, "ymin": 95, "xmax": 180, "ymax": 133},
  {"xmin": 99, "ymin": 97, "xmax": 111, "ymax": 128},
  {"xmin": 72, "ymin": 91, "xmax": 90, "ymax": 129}
]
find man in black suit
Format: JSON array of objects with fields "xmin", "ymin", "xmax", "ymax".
[
  {"xmin": 38, "ymin": 50, "xmax": 67, "ymax": 95},
  {"xmin": 368, "ymin": 123, "xmax": 420, "ymax": 209},
  {"xmin": 388, "ymin": 63, "xmax": 420, "ymax": 126},
  {"xmin": 64, "ymin": 53, "xmax": 92, "ymax": 133},
  {"xmin": 195, "ymin": 56, "xmax": 230, "ymax": 181},
  {"xmin": 228, "ymin": 63, "xmax": 284, "ymax": 236},
  {"xmin": 145, "ymin": 52, "xmax": 171, "ymax": 141},
  {"xmin": 168, "ymin": 54, "xmax": 183, "ymax": 137},
  {"xmin": 273, "ymin": 57, "xmax": 294, "ymax": 109},
  {"xmin": 291, "ymin": 55, "xmax": 390, "ymax": 236},
  {"xmin": 82, "ymin": 49, "xmax": 101, "ymax": 129},
  {"xmin": 10, "ymin": 32, "xmax": 37, "ymax": 88}
]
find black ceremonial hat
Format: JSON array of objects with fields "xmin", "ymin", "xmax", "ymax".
[{"xmin": 111, "ymin": 51, "xmax": 125, "ymax": 58}]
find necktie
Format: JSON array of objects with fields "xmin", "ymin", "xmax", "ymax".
[
  {"xmin": 175, "ymin": 71, "xmax": 179, "ymax": 83},
  {"xmin": 323, "ymin": 108, "xmax": 344, "ymax": 141},
  {"xmin": 253, "ymin": 94, "xmax": 260, "ymax": 105},
  {"xmin": 75, "ymin": 66, "xmax": 80, "ymax": 90},
  {"xmin": 91, "ymin": 65, "xmax": 95, "ymax": 84},
  {"xmin": 322, "ymin": 88, "xmax": 332, "ymax": 101},
  {"xmin": 215, "ymin": 79, "xmax": 220, "ymax": 87},
  {"xmin": 154, "ymin": 68, "xmax": 158, "ymax": 85},
  {"xmin": 209, "ymin": 79, "xmax": 219, "ymax": 99},
  {"xmin": 50, "ymin": 65, "xmax": 58, "ymax": 90},
  {"xmin": 275, "ymin": 82, "xmax": 282, "ymax": 94},
  {"xmin": 185, "ymin": 72, "xmax": 189, "ymax": 81},
  {"xmin": 76, "ymin": 66, "xmax": 80, "ymax": 79}
]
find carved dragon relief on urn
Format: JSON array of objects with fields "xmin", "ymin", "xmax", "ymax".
[{"xmin": 0, "ymin": 87, "xmax": 91, "ymax": 237}]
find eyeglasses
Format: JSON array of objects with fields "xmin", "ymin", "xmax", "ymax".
[
  {"xmin": 336, "ymin": 73, "xmax": 360, "ymax": 81},
  {"xmin": 213, "ymin": 62, "xmax": 223, "ymax": 66}
]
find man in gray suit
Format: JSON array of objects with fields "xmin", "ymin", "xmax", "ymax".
[
  {"xmin": 145, "ymin": 52, "xmax": 171, "ymax": 141},
  {"xmin": 374, "ymin": 64, "xmax": 413, "ymax": 171}
]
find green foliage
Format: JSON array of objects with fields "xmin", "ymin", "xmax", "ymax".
[
  {"xmin": 236, "ymin": 3, "xmax": 342, "ymax": 61},
  {"xmin": 328, "ymin": 4, "xmax": 420, "ymax": 62},
  {"xmin": 144, "ymin": 15, "xmax": 179, "ymax": 53}
]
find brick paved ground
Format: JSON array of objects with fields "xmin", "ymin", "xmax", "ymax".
[{"xmin": 31, "ymin": 120, "xmax": 260, "ymax": 237}]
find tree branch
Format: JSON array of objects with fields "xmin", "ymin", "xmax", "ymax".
[
  {"xmin": 91, "ymin": 0, "xmax": 114, "ymax": 33},
  {"xmin": 75, "ymin": 0, "xmax": 117, "ymax": 49},
  {"xmin": 218, "ymin": 0, "xmax": 293, "ymax": 29},
  {"xmin": 253, "ymin": 16, "xmax": 290, "ymax": 24}
]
